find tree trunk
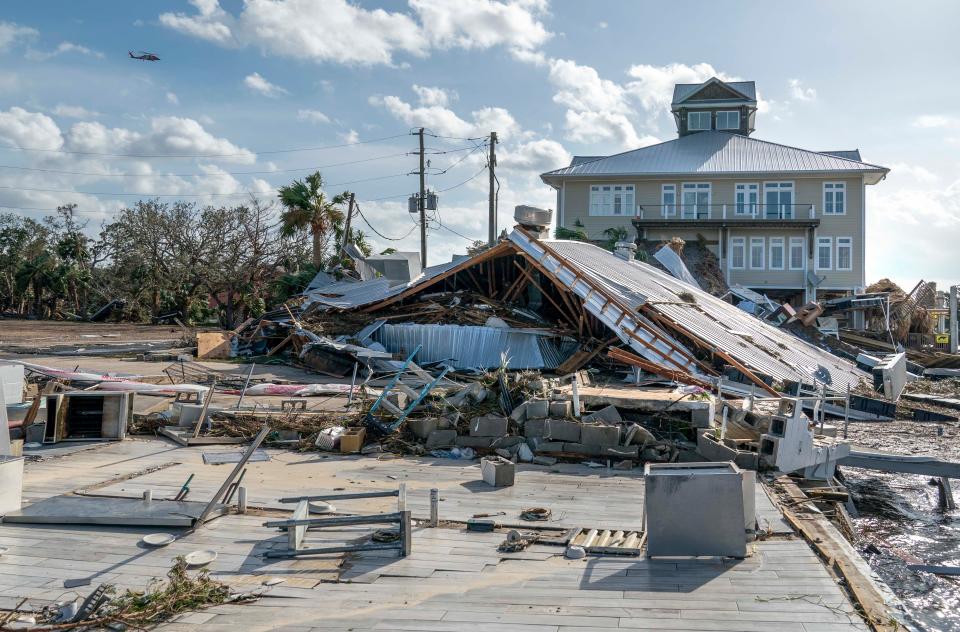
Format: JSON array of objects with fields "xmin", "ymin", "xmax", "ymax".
[{"xmin": 312, "ymin": 229, "xmax": 323, "ymax": 270}]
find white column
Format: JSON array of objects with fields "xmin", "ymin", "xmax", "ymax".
[{"xmin": 950, "ymin": 285, "xmax": 958, "ymax": 355}]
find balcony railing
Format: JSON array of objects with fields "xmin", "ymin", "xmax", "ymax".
[{"xmin": 634, "ymin": 203, "xmax": 817, "ymax": 221}]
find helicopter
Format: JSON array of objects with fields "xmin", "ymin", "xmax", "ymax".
[{"xmin": 128, "ymin": 51, "xmax": 160, "ymax": 61}]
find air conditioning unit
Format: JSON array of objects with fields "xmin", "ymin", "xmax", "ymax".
[{"xmin": 514, "ymin": 205, "xmax": 552, "ymax": 229}]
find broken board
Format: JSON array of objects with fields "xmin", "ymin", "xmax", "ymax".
[
  {"xmin": 159, "ymin": 425, "xmax": 246, "ymax": 446},
  {"xmin": 2, "ymin": 495, "xmax": 228, "ymax": 527}
]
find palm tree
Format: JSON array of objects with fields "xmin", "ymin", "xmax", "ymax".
[{"xmin": 277, "ymin": 172, "xmax": 345, "ymax": 270}]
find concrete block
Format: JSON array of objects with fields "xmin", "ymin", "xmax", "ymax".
[
  {"xmin": 408, "ymin": 417, "xmax": 439, "ymax": 440},
  {"xmin": 525, "ymin": 398, "xmax": 550, "ymax": 419},
  {"xmin": 386, "ymin": 391, "xmax": 409, "ymax": 411},
  {"xmin": 455, "ymin": 436, "xmax": 494, "ymax": 449},
  {"xmin": 481, "ymin": 456, "xmax": 515, "ymax": 487},
  {"xmin": 524, "ymin": 418, "xmax": 547, "ymax": 438},
  {"xmin": 528, "ymin": 438, "xmax": 565, "ymax": 453},
  {"xmin": 509, "ymin": 402, "xmax": 527, "ymax": 423},
  {"xmin": 490, "ymin": 436, "xmax": 524, "ymax": 448},
  {"xmin": 470, "ymin": 415, "xmax": 508, "ymax": 437},
  {"xmin": 582, "ymin": 405, "xmax": 622, "ymax": 424},
  {"xmin": 543, "ymin": 419, "xmax": 581, "ymax": 442},
  {"xmin": 601, "ymin": 445, "xmax": 639, "ymax": 459},
  {"xmin": 532, "ymin": 455, "xmax": 557, "ymax": 466},
  {"xmin": 425, "ymin": 429, "xmax": 457, "ymax": 449},
  {"xmin": 580, "ymin": 424, "xmax": 620, "ymax": 447},
  {"xmin": 562, "ymin": 442, "xmax": 602, "ymax": 456},
  {"xmin": 549, "ymin": 401, "xmax": 572, "ymax": 418}
]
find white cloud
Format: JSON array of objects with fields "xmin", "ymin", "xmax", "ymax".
[
  {"xmin": 549, "ymin": 59, "xmax": 631, "ymax": 115},
  {"xmin": 158, "ymin": 0, "xmax": 234, "ymax": 45},
  {"xmin": 166, "ymin": 92, "xmax": 180, "ymax": 105},
  {"xmin": 867, "ymin": 182, "xmax": 960, "ymax": 287},
  {"xmin": 413, "ymin": 84, "xmax": 457, "ymax": 108},
  {"xmin": 26, "ymin": 41, "xmax": 104, "ymax": 61},
  {"xmin": 625, "ymin": 62, "xmax": 734, "ymax": 112},
  {"xmin": 888, "ymin": 162, "xmax": 939, "ymax": 184},
  {"xmin": 340, "ymin": 129, "xmax": 360, "ymax": 143},
  {"xmin": 297, "ymin": 109, "xmax": 331, "ymax": 124},
  {"xmin": 499, "ymin": 139, "xmax": 570, "ymax": 173},
  {"xmin": 563, "ymin": 110, "xmax": 655, "ymax": 149},
  {"xmin": 371, "ymin": 92, "xmax": 521, "ymax": 140},
  {"xmin": 159, "ymin": 0, "xmax": 551, "ymax": 66},
  {"xmin": 0, "ymin": 21, "xmax": 37, "ymax": 51},
  {"xmin": 51, "ymin": 104, "xmax": 100, "ymax": 119},
  {"xmin": 598, "ymin": 21, "xmax": 608, "ymax": 29},
  {"xmin": 912, "ymin": 114, "xmax": 960, "ymax": 129},
  {"xmin": 243, "ymin": 72, "xmax": 288, "ymax": 97},
  {"xmin": 66, "ymin": 116, "xmax": 256, "ymax": 163},
  {"xmin": 788, "ymin": 78, "xmax": 816, "ymax": 102},
  {"xmin": 0, "ymin": 107, "xmax": 63, "ymax": 150}
]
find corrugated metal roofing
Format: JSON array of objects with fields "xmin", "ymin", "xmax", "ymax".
[
  {"xmin": 820, "ymin": 149, "xmax": 862, "ymax": 161},
  {"xmin": 672, "ymin": 80, "xmax": 757, "ymax": 104},
  {"xmin": 542, "ymin": 131, "xmax": 888, "ymax": 181},
  {"xmin": 570, "ymin": 155, "xmax": 604, "ymax": 166},
  {"xmin": 512, "ymin": 235, "xmax": 867, "ymax": 392},
  {"xmin": 372, "ymin": 323, "xmax": 575, "ymax": 370}
]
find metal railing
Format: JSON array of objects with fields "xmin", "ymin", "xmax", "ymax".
[{"xmin": 634, "ymin": 203, "xmax": 817, "ymax": 220}]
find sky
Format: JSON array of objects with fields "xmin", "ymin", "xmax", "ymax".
[{"xmin": 0, "ymin": 0, "xmax": 957, "ymax": 287}]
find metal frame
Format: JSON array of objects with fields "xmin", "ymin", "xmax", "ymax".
[{"xmin": 264, "ymin": 484, "xmax": 411, "ymax": 558}]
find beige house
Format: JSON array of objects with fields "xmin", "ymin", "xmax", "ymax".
[{"xmin": 540, "ymin": 78, "xmax": 889, "ymax": 304}]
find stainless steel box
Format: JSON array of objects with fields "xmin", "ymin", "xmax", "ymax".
[{"xmin": 644, "ymin": 462, "xmax": 748, "ymax": 558}]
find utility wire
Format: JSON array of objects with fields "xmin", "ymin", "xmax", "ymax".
[
  {"xmin": 353, "ymin": 203, "xmax": 418, "ymax": 241},
  {"xmin": 0, "ymin": 152, "xmax": 411, "ymax": 178},
  {"xmin": 0, "ymin": 132, "xmax": 411, "ymax": 159}
]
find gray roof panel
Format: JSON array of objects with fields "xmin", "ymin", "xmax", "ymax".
[
  {"xmin": 542, "ymin": 131, "xmax": 888, "ymax": 181},
  {"xmin": 820, "ymin": 150, "xmax": 862, "ymax": 161},
  {"xmin": 673, "ymin": 80, "xmax": 757, "ymax": 104}
]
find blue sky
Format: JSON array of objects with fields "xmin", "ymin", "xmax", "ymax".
[{"xmin": 0, "ymin": 1, "xmax": 957, "ymax": 287}]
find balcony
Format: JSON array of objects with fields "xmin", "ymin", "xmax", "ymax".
[{"xmin": 631, "ymin": 203, "xmax": 820, "ymax": 230}]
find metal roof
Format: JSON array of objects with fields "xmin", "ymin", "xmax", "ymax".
[
  {"xmin": 570, "ymin": 155, "xmax": 604, "ymax": 166},
  {"xmin": 515, "ymin": 235, "xmax": 867, "ymax": 392},
  {"xmin": 541, "ymin": 131, "xmax": 888, "ymax": 184},
  {"xmin": 672, "ymin": 79, "xmax": 757, "ymax": 104},
  {"xmin": 820, "ymin": 150, "xmax": 862, "ymax": 161}
]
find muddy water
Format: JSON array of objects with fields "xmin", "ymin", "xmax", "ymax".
[{"xmin": 842, "ymin": 419, "xmax": 959, "ymax": 631}]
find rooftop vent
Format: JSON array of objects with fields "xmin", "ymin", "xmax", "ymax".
[
  {"xmin": 614, "ymin": 241, "xmax": 637, "ymax": 261},
  {"xmin": 514, "ymin": 205, "xmax": 552, "ymax": 229}
]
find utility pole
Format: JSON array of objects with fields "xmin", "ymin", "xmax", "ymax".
[
  {"xmin": 340, "ymin": 192, "xmax": 355, "ymax": 255},
  {"xmin": 488, "ymin": 131, "xmax": 498, "ymax": 246},
  {"xmin": 418, "ymin": 127, "xmax": 427, "ymax": 267}
]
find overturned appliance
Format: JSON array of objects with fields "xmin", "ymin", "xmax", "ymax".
[{"xmin": 44, "ymin": 392, "xmax": 133, "ymax": 443}]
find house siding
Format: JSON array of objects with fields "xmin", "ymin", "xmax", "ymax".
[{"xmin": 560, "ymin": 174, "xmax": 867, "ymax": 293}]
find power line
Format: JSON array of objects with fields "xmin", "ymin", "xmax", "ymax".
[
  {"xmin": 0, "ymin": 172, "xmax": 410, "ymax": 199},
  {"xmin": 0, "ymin": 152, "xmax": 411, "ymax": 178},
  {"xmin": 0, "ymin": 132, "xmax": 411, "ymax": 159},
  {"xmin": 435, "ymin": 219, "xmax": 476, "ymax": 242},
  {"xmin": 353, "ymin": 203, "xmax": 418, "ymax": 241},
  {"xmin": 423, "ymin": 131, "xmax": 488, "ymax": 142},
  {"xmin": 436, "ymin": 165, "xmax": 488, "ymax": 193}
]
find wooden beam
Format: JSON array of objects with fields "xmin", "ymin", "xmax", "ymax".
[
  {"xmin": 607, "ymin": 347, "xmax": 714, "ymax": 390},
  {"xmin": 511, "ymin": 261, "xmax": 579, "ymax": 330}
]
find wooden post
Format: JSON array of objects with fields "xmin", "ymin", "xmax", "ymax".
[{"xmin": 430, "ymin": 488, "xmax": 439, "ymax": 527}]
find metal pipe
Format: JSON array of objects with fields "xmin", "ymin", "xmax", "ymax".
[
  {"xmin": 278, "ymin": 490, "xmax": 399, "ymax": 503},
  {"xmin": 264, "ymin": 511, "xmax": 402, "ymax": 529},
  {"xmin": 235, "ymin": 363, "xmax": 256, "ymax": 409},
  {"xmin": 264, "ymin": 542, "xmax": 401, "ymax": 558}
]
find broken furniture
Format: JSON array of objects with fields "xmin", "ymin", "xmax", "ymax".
[
  {"xmin": 566, "ymin": 528, "xmax": 644, "ymax": 556},
  {"xmin": 263, "ymin": 485, "xmax": 411, "ymax": 558},
  {"xmin": 644, "ymin": 462, "xmax": 753, "ymax": 558},
  {"xmin": 44, "ymin": 392, "xmax": 133, "ymax": 443},
  {"xmin": 365, "ymin": 344, "xmax": 450, "ymax": 434},
  {"xmin": 872, "ymin": 352, "xmax": 907, "ymax": 401}
]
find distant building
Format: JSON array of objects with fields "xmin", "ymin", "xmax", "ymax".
[{"xmin": 541, "ymin": 77, "xmax": 889, "ymax": 303}]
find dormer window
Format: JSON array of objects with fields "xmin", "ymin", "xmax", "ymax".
[
  {"xmin": 716, "ymin": 111, "xmax": 740, "ymax": 130},
  {"xmin": 688, "ymin": 111, "xmax": 711, "ymax": 131}
]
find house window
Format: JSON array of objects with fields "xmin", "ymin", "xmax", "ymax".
[
  {"xmin": 836, "ymin": 237, "xmax": 853, "ymax": 270},
  {"xmin": 716, "ymin": 110, "xmax": 740, "ymax": 130},
  {"xmin": 688, "ymin": 111, "xmax": 711, "ymax": 131},
  {"xmin": 589, "ymin": 184, "xmax": 634, "ymax": 216},
  {"xmin": 661, "ymin": 184, "xmax": 676, "ymax": 217},
  {"xmin": 764, "ymin": 182, "xmax": 794, "ymax": 219},
  {"xmin": 750, "ymin": 237, "xmax": 765, "ymax": 270},
  {"xmin": 735, "ymin": 183, "xmax": 759, "ymax": 215},
  {"xmin": 816, "ymin": 237, "xmax": 833, "ymax": 270},
  {"xmin": 681, "ymin": 183, "xmax": 711, "ymax": 219},
  {"xmin": 789, "ymin": 237, "xmax": 805, "ymax": 270},
  {"xmin": 730, "ymin": 237, "xmax": 745, "ymax": 270},
  {"xmin": 824, "ymin": 182, "xmax": 846, "ymax": 214},
  {"xmin": 769, "ymin": 237, "xmax": 785, "ymax": 270}
]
